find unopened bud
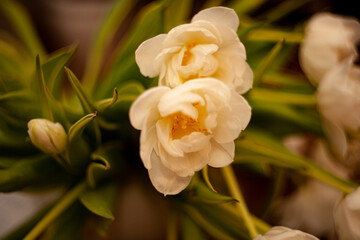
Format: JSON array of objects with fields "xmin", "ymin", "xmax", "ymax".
[{"xmin": 27, "ymin": 118, "xmax": 67, "ymax": 154}]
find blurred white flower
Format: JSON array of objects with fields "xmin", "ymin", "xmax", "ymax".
[
  {"xmin": 278, "ymin": 137, "xmax": 348, "ymax": 238},
  {"xmin": 129, "ymin": 78, "xmax": 251, "ymax": 195},
  {"xmin": 317, "ymin": 58, "xmax": 360, "ymax": 157},
  {"xmin": 27, "ymin": 118, "xmax": 67, "ymax": 154},
  {"xmin": 253, "ymin": 226, "xmax": 319, "ymax": 240},
  {"xmin": 300, "ymin": 13, "xmax": 360, "ymax": 85},
  {"xmin": 135, "ymin": 7, "xmax": 253, "ymax": 94},
  {"xmin": 334, "ymin": 187, "xmax": 360, "ymax": 240}
]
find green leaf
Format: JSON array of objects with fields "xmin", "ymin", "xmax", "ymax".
[
  {"xmin": 65, "ymin": 67, "xmax": 95, "ymax": 114},
  {"xmin": 182, "ymin": 213, "xmax": 206, "ymax": 240},
  {"xmin": 247, "ymin": 29, "xmax": 303, "ymax": 43},
  {"xmin": 80, "ymin": 182, "xmax": 118, "ymax": 220},
  {"xmin": 0, "ymin": 0, "xmax": 45, "ymax": 57},
  {"xmin": 263, "ymin": 0, "xmax": 311, "ymax": 23},
  {"xmin": 0, "ymin": 155, "xmax": 65, "ymax": 192},
  {"xmin": 228, "ymin": 0, "xmax": 266, "ymax": 16},
  {"xmin": 164, "ymin": 0, "xmax": 192, "ymax": 31},
  {"xmin": 43, "ymin": 45, "xmax": 77, "ymax": 96},
  {"xmin": 82, "ymin": 0, "xmax": 137, "ymax": 93},
  {"xmin": 253, "ymin": 40, "xmax": 285, "ymax": 86},
  {"xmin": 99, "ymin": 1, "xmax": 164, "ymax": 97},
  {"xmin": 68, "ymin": 113, "xmax": 97, "ymax": 143},
  {"xmin": 187, "ymin": 180, "xmax": 236, "ymax": 204}
]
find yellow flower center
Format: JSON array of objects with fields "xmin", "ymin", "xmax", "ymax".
[
  {"xmin": 181, "ymin": 42, "xmax": 196, "ymax": 66},
  {"xmin": 166, "ymin": 103, "xmax": 208, "ymax": 140}
]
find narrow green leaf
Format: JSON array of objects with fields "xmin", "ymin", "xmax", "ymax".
[
  {"xmin": 43, "ymin": 45, "xmax": 77, "ymax": 96},
  {"xmin": 64, "ymin": 67, "xmax": 95, "ymax": 114},
  {"xmin": 182, "ymin": 213, "xmax": 206, "ymax": 240},
  {"xmin": 247, "ymin": 29, "xmax": 303, "ymax": 43},
  {"xmin": 80, "ymin": 182, "xmax": 118, "ymax": 220},
  {"xmin": 164, "ymin": 0, "xmax": 192, "ymax": 31},
  {"xmin": 228, "ymin": 0, "xmax": 266, "ymax": 16},
  {"xmin": 82, "ymin": 0, "xmax": 137, "ymax": 92},
  {"xmin": 253, "ymin": 39, "xmax": 285, "ymax": 86},
  {"xmin": 249, "ymin": 88, "xmax": 317, "ymax": 106},
  {"xmin": 188, "ymin": 180, "xmax": 236, "ymax": 204},
  {"xmin": 0, "ymin": 0, "xmax": 45, "ymax": 57},
  {"xmin": 263, "ymin": 0, "xmax": 311, "ymax": 23},
  {"xmin": 0, "ymin": 156, "xmax": 65, "ymax": 192},
  {"xmin": 100, "ymin": 1, "xmax": 164, "ymax": 97}
]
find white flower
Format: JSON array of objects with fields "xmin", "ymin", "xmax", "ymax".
[
  {"xmin": 135, "ymin": 7, "xmax": 253, "ymax": 94},
  {"xmin": 27, "ymin": 118, "xmax": 67, "ymax": 154},
  {"xmin": 253, "ymin": 226, "xmax": 319, "ymax": 240},
  {"xmin": 129, "ymin": 78, "xmax": 251, "ymax": 195},
  {"xmin": 317, "ymin": 58, "xmax": 360, "ymax": 157},
  {"xmin": 300, "ymin": 13, "xmax": 360, "ymax": 85},
  {"xmin": 334, "ymin": 187, "xmax": 360, "ymax": 240}
]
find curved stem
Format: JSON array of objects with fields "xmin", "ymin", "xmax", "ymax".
[
  {"xmin": 23, "ymin": 181, "xmax": 87, "ymax": 240},
  {"xmin": 221, "ymin": 165, "xmax": 258, "ymax": 239}
]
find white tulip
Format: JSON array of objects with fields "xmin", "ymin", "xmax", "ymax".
[
  {"xmin": 334, "ymin": 187, "xmax": 360, "ymax": 240},
  {"xmin": 253, "ymin": 226, "xmax": 319, "ymax": 240},
  {"xmin": 27, "ymin": 118, "xmax": 67, "ymax": 154},
  {"xmin": 300, "ymin": 13, "xmax": 360, "ymax": 85},
  {"xmin": 129, "ymin": 78, "xmax": 251, "ymax": 195},
  {"xmin": 135, "ymin": 7, "xmax": 253, "ymax": 94},
  {"xmin": 317, "ymin": 58, "xmax": 360, "ymax": 157}
]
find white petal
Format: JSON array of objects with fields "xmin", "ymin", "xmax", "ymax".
[
  {"xmin": 129, "ymin": 86, "xmax": 169, "ymax": 129},
  {"xmin": 135, "ymin": 34, "xmax": 167, "ymax": 77},
  {"xmin": 208, "ymin": 140, "xmax": 234, "ymax": 168},
  {"xmin": 156, "ymin": 119, "xmax": 184, "ymax": 157},
  {"xmin": 213, "ymin": 91, "xmax": 251, "ymax": 143},
  {"xmin": 148, "ymin": 150, "xmax": 192, "ymax": 195},
  {"xmin": 159, "ymin": 143, "xmax": 210, "ymax": 177},
  {"xmin": 173, "ymin": 132, "xmax": 211, "ymax": 153},
  {"xmin": 191, "ymin": 7, "xmax": 239, "ymax": 32},
  {"xmin": 139, "ymin": 124, "xmax": 156, "ymax": 169},
  {"xmin": 322, "ymin": 118, "xmax": 348, "ymax": 159}
]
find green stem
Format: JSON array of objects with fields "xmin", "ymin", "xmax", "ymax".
[
  {"xmin": 167, "ymin": 209, "xmax": 178, "ymax": 240},
  {"xmin": 23, "ymin": 181, "xmax": 88, "ymax": 240},
  {"xmin": 221, "ymin": 165, "xmax": 258, "ymax": 239}
]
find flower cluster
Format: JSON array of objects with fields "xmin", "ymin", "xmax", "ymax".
[
  {"xmin": 130, "ymin": 7, "xmax": 252, "ymax": 195},
  {"xmin": 300, "ymin": 13, "xmax": 360, "ymax": 158}
]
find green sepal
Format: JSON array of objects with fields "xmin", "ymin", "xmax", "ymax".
[
  {"xmin": 87, "ymin": 154, "xmax": 110, "ymax": 188},
  {"xmin": 95, "ymin": 88, "xmax": 118, "ymax": 113},
  {"xmin": 186, "ymin": 180, "xmax": 237, "ymax": 204},
  {"xmin": 79, "ymin": 181, "xmax": 118, "ymax": 220},
  {"xmin": 66, "ymin": 113, "xmax": 96, "ymax": 169}
]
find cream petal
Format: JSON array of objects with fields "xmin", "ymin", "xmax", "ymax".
[
  {"xmin": 164, "ymin": 23, "xmax": 219, "ymax": 47},
  {"xmin": 322, "ymin": 118, "xmax": 348, "ymax": 159},
  {"xmin": 139, "ymin": 123, "xmax": 157, "ymax": 169},
  {"xmin": 159, "ymin": 143, "xmax": 210, "ymax": 177},
  {"xmin": 129, "ymin": 86, "xmax": 169, "ymax": 129},
  {"xmin": 213, "ymin": 91, "xmax": 251, "ymax": 143},
  {"xmin": 135, "ymin": 34, "xmax": 167, "ymax": 77},
  {"xmin": 156, "ymin": 119, "xmax": 184, "ymax": 157},
  {"xmin": 208, "ymin": 140, "xmax": 234, "ymax": 168},
  {"xmin": 191, "ymin": 7, "xmax": 239, "ymax": 32},
  {"xmin": 148, "ymin": 150, "xmax": 192, "ymax": 195},
  {"xmin": 173, "ymin": 132, "xmax": 211, "ymax": 153}
]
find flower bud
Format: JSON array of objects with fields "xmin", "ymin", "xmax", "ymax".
[
  {"xmin": 334, "ymin": 187, "xmax": 360, "ymax": 240},
  {"xmin": 27, "ymin": 118, "xmax": 67, "ymax": 154},
  {"xmin": 253, "ymin": 226, "xmax": 319, "ymax": 240}
]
